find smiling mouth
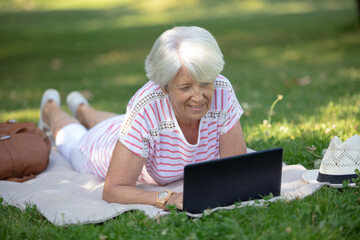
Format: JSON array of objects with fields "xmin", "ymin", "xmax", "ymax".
[{"xmin": 189, "ymin": 104, "xmax": 205, "ymax": 110}]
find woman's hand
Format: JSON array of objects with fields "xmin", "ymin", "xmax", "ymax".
[{"xmin": 166, "ymin": 192, "xmax": 183, "ymax": 210}]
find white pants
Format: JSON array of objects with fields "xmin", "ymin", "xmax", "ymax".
[{"xmin": 55, "ymin": 123, "xmax": 88, "ymax": 173}]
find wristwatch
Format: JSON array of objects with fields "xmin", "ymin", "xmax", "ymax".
[{"xmin": 156, "ymin": 190, "xmax": 175, "ymax": 209}]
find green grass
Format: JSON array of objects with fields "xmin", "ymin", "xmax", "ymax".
[{"xmin": 1, "ymin": 0, "xmax": 360, "ymax": 239}]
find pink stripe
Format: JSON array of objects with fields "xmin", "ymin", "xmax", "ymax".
[
  {"xmin": 138, "ymin": 82, "xmax": 154, "ymax": 98},
  {"xmin": 194, "ymin": 151, "xmax": 216, "ymax": 162},
  {"xmin": 208, "ymin": 129, "xmax": 217, "ymax": 135},
  {"xmin": 88, "ymin": 151, "xmax": 104, "ymax": 178},
  {"xmin": 160, "ymin": 100, "xmax": 167, "ymax": 121},
  {"xmin": 85, "ymin": 162, "xmax": 97, "ymax": 177},
  {"xmin": 230, "ymin": 104, "xmax": 235, "ymax": 114},
  {"xmin": 208, "ymin": 136, "xmax": 217, "ymax": 142},
  {"xmin": 134, "ymin": 119, "xmax": 149, "ymax": 134},
  {"xmin": 198, "ymin": 144, "xmax": 217, "ymax": 155},
  {"xmin": 149, "ymin": 103, "xmax": 157, "ymax": 122},
  {"xmin": 144, "ymin": 108, "xmax": 154, "ymax": 128},
  {"xmin": 98, "ymin": 126, "xmax": 113, "ymax": 170},
  {"xmin": 98, "ymin": 162, "xmax": 108, "ymax": 178},
  {"xmin": 160, "ymin": 148, "xmax": 194, "ymax": 158},
  {"xmin": 147, "ymin": 164, "xmax": 183, "ymax": 179},
  {"xmin": 128, "ymin": 97, "xmax": 134, "ymax": 109},
  {"xmin": 208, "ymin": 121, "xmax": 217, "ymax": 127},
  {"xmin": 214, "ymin": 89, "xmax": 217, "ymax": 110},
  {"xmin": 157, "ymin": 141, "xmax": 208, "ymax": 153},
  {"xmin": 147, "ymin": 165, "xmax": 184, "ymax": 173},
  {"xmin": 160, "ymin": 134, "xmax": 189, "ymax": 146},
  {"xmin": 154, "ymin": 101, "xmax": 161, "ymax": 122},
  {"xmin": 227, "ymin": 101, "xmax": 234, "ymax": 113},
  {"xmin": 109, "ymin": 124, "xmax": 121, "ymax": 136},
  {"xmin": 159, "ymin": 141, "xmax": 197, "ymax": 153},
  {"xmin": 125, "ymin": 140, "xmax": 142, "ymax": 150},
  {"xmin": 138, "ymin": 112, "xmax": 145, "ymax": 120},
  {"xmin": 227, "ymin": 118, "xmax": 238, "ymax": 132},
  {"xmin": 166, "ymin": 98, "xmax": 173, "ymax": 119},
  {"xmin": 227, "ymin": 112, "xmax": 237, "ymax": 125},
  {"xmin": 157, "ymin": 155, "xmax": 195, "ymax": 163},
  {"xmin": 93, "ymin": 135, "xmax": 107, "ymax": 177},
  {"xmin": 108, "ymin": 139, "xmax": 117, "ymax": 164},
  {"xmin": 131, "ymin": 126, "xmax": 141, "ymax": 135},
  {"xmin": 142, "ymin": 167, "xmax": 155, "ymax": 183},
  {"xmin": 154, "ymin": 161, "xmax": 186, "ymax": 167},
  {"xmin": 221, "ymin": 89, "xmax": 224, "ymax": 110},
  {"xmin": 128, "ymin": 133, "xmax": 142, "ymax": 143},
  {"xmin": 200, "ymin": 128, "xmax": 208, "ymax": 132}
]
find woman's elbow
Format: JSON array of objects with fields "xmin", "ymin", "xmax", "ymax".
[
  {"xmin": 102, "ymin": 179, "xmax": 119, "ymax": 203},
  {"xmin": 102, "ymin": 180, "xmax": 129, "ymax": 204},
  {"xmin": 102, "ymin": 182, "xmax": 112, "ymax": 202}
]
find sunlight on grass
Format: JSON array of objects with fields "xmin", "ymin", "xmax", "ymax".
[
  {"xmin": 4, "ymin": 0, "xmax": 353, "ymax": 13},
  {"xmin": 338, "ymin": 68, "xmax": 360, "ymax": 80},
  {"xmin": 281, "ymin": 50, "xmax": 300, "ymax": 62},
  {"xmin": 94, "ymin": 50, "xmax": 143, "ymax": 66},
  {"xmin": 0, "ymin": 0, "xmax": 133, "ymax": 11},
  {"xmin": 317, "ymin": 96, "xmax": 360, "ymax": 123},
  {"xmin": 0, "ymin": 109, "xmax": 39, "ymax": 123},
  {"xmin": 114, "ymin": 74, "xmax": 145, "ymax": 86},
  {"xmin": 245, "ymin": 92, "xmax": 359, "ymax": 160},
  {"xmin": 1, "ymin": 0, "xmax": 355, "ymax": 30},
  {"xmin": 135, "ymin": 0, "xmax": 198, "ymax": 13},
  {"xmin": 101, "ymin": 0, "xmax": 355, "ymax": 29}
]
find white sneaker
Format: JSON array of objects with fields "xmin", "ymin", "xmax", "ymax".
[
  {"xmin": 66, "ymin": 91, "xmax": 89, "ymax": 117},
  {"xmin": 39, "ymin": 89, "xmax": 61, "ymax": 131}
]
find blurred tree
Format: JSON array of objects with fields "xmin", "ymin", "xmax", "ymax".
[{"xmin": 357, "ymin": 0, "xmax": 360, "ymax": 23}]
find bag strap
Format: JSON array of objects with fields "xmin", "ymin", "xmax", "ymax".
[
  {"xmin": 6, "ymin": 174, "xmax": 35, "ymax": 183},
  {"xmin": 1, "ymin": 134, "xmax": 24, "ymax": 178}
]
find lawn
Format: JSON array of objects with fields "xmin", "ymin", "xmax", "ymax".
[{"xmin": 1, "ymin": 0, "xmax": 360, "ymax": 239}]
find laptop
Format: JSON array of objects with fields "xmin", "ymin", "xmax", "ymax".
[{"xmin": 183, "ymin": 148, "xmax": 283, "ymax": 213}]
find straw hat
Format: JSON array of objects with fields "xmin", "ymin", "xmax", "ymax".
[{"xmin": 302, "ymin": 135, "xmax": 360, "ymax": 187}]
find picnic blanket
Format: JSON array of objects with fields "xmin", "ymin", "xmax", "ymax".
[{"xmin": 0, "ymin": 147, "xmax": 322, "ymax": 226}]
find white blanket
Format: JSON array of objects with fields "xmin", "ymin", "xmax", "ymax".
[{"xmin": 0, "ymin": 147, "xmax": 322, "ymax": 226}]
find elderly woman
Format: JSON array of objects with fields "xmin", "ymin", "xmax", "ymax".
[{"xmin": 39, "ymin": 26, "xmax": 246, "ymax": 210}]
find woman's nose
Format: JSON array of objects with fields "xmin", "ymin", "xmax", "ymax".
[{"xmin": 191, "ymin": 87, "xmax": 204, "ymax": 102}]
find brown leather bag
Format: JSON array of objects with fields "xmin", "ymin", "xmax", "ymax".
[{"xmin": 0, "ymin": 120, "xmax": 51, "ymax": 182}]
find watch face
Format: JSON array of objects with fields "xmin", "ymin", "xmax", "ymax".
[{"xmin": 158, "ymin": 191, "xmax": 168, "ymax": 199}]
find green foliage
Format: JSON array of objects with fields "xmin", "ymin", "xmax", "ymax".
[
  {"xmin": 343, "ymin": 169, "xmax": 360, "ymax": 187},
  {"xmin": 1, "ymin": 0, "xmax": 360, "ymax": 239},
  {"xmin": 353, "ymin": 169, "xmax": 360, "ymax": 186}
]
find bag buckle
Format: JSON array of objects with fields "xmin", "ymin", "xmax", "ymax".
[{"xmin": 0, "ymin": 135, "xmax": 10, "ymax": 140}]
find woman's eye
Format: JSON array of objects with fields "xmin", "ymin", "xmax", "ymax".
[
  {"xmin": 200, "ymin": 82, "xmax": 212, "ymax": 86},
  {"xmin": 180, "ymin": 86, "xmax": 190, "ymax": 90}
]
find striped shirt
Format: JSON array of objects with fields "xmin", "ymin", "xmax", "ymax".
[{"xmin": 78, "ymin": 75, "xmax": 243, "ymax": 185}]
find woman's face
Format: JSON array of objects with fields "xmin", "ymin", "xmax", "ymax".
[{"xmin": 164, "ymin": 67, "xmax": 214, "ymax": 125}]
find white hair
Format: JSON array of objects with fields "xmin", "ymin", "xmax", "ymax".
[{"xmin": 145, "ymin": 26, "xmax": 225, "ymax": 87}]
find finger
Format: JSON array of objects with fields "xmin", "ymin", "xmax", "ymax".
[{"xmin": 177, "ymin": 202, "xmax": 183, "ymax": 210}]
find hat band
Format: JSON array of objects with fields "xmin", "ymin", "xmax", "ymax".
[{"xmin": 317, "ymin": 172, "xmax": 358, "ymax": 184}]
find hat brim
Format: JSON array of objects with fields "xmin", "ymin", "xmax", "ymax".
[{"xmin": 302, "ymin": 169, "xmax": 356, "ymax": 188}]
